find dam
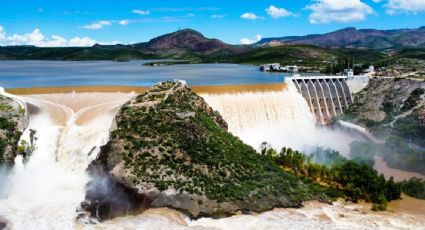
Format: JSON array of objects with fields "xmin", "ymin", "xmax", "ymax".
[{"xmin": 288, "ymin": 75, "xmax": 355, "ymax": 124}]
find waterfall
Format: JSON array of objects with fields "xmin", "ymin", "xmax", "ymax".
[
  {"xmin": 200, "ymin": 82, "xmax": 356, "ymax": 153},
  {"xmin": 0, "ymin": 92, "xmax": 134, "ymax": 230},
  {"xmin": 201, "ymin": 83, "xmax": 316, "ymax": 135}
]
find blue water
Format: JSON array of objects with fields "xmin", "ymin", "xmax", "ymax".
[{"xmin": 0, "ymin": 60, "xmax": 284, "ymax": 88}]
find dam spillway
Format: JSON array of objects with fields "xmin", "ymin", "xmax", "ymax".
[{"xmin": 289, "ymin": 76, "xmax": 353, "ymax": 124}]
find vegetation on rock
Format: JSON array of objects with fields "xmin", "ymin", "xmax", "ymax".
[
  {"xmin": 85, "ymin": 81, "xmax": 328, "ymax": 220},
  {"xmin": 0, "ymin": 95, "xmax": 26, "ymax": 166}
]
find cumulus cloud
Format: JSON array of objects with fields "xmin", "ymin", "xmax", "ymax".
[
  {"xmin": 132, "ymin": 9, "xmax": 150, "ymax": 15},
  {"xmin": 0, "ymin": 27, "xmax": 99, "ymax": 47},
  {"xmin": 266, "ymin": 5, "xmax": 294, "ymax": 19},
  {"xmin": 385, "ymin": 0, "xmax": 425, "ymax": 14},
  {"xmin": 6, "ymin": 29, "xmax": 45, "ymax": 45},
  {"xmin": 241, "ymin": 12, "xmax": 264, "ymax": 20},
  {"xmin": 119, "ymin": 20, "xmax": 130, "ymax": 25},
  {"xmin": 307, "ymin": 0, "xmax": 374, "ymax": 24},
  {"xmin": 83, "ymin": 20, "xmax": 112, "ymax": 30},
  {"xmin": 240, "ymin": 34, "xmax": 262, "ymax": 45}
]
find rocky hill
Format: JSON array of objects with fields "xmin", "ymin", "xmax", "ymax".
[
  {"xmin": 80, "ymin": 81, "xmax": 327, "ymax": 221},
  {"xmin": 343, "ymin": 77, "xmax": 425, "ymax": 174},
  {"xmin": 0, "ymin": 95, "xmax": 27, "ymax": 167},
  {"xmin": 144, "ymin": 29, "xmax": 229, "ymax": 53},
  {"xmin": 259, "ymin": 27, "xmax": 425, "ymax": 50}
]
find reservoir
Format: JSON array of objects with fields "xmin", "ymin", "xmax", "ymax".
[{"xmin": 0, "ymin": 60, "xmax": 284, "ymax": 88}]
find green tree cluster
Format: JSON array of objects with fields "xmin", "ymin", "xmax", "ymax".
[{"xmin": 263, "ymin": 144, "xmax": 401, "ymax": 211}]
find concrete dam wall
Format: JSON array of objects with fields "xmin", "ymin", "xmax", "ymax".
[{"xmin": 289, "ymin": 76, "xmax": 354, "ymax": 124}]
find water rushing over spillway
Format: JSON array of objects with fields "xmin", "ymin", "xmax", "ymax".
[
  {"xmin": 0, "ymin": 88, "xmax": 424, "ymax": 229},
  {"xmin": 200, "ymin": 82, "xmax": 356, "ymax": 154},
  {"xmin": 0, "ymin": 92, "xmax": 135, "ymax": 229}
]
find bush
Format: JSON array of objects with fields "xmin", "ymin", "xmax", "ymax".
[{"xmin": 401, "ymin": 177, "xmax": 425, "ymax": 200}]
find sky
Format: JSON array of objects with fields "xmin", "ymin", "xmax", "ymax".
[{"xmin": 0, "ymin": 0, "xmax": 425, "ymax": 46}]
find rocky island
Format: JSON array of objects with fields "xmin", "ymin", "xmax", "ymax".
[{"xmin": 81, "ymin": 81, "xmax": 327, "ymax": 221}]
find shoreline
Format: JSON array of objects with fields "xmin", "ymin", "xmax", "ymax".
[{"xmin": 6, "ymin": 83, "xmax": 286, "ymax": 95}]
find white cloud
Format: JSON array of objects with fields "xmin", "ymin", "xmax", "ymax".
[
  {"xmin": 7, "ymin": 29, "xmax": 45, "ymax": 45},
  {"xmin": 133, "ymin": 9, "xmax": 150, "ymax": 15},
  {"xmin": 385, "ymin": 0, "xmax": 425, "ymax": 14},
  {"xmin": 241, "ymin": 12, "xmax": 264, "ymax": 20},
  {"xmin": 119, "ymin": 20, "xmax": 130, "ymax": 25},
  {"xmin": 83, "ymin": 20, "xmax": 112, "ymax": 30},
  {"xmin": 211, "ymin": 14, "xmax": 226, "ymax": 19},
  {"xmin": 68, "ymin": 37, "xmax": 97, "ymax": 46},
  {"xmin": 307, "ymin": 0, "xmax": 374, "ymax": 24},
  {"xmin": 240, "ymin": 34, "xmax": 262, "ymax": 45},
  {"xmin": 266, "ymin": 5, "xmax": 294, "ymax": 19},
  {"xmin": 0, "ymin": 27, "xmax": 98, "ymax": 47},
  {"xmin": 0, "ymin": 26, "xmax": 6, "ymax": 41}
]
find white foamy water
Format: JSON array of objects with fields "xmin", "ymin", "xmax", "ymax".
[
  {"xmin": 0, "ymin": 89, "xmax": 424, "ymax": 230},
  {"xmin": 200, "ymin": 82, "xmax": 357, "ymax": 154},
  {"xmin": 0, "ymin": 92, "xmax": 134, "ymax": 230}
]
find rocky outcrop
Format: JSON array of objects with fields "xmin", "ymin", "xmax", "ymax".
[
  {"xmin": 346, "ymin": 78, "xmax": 425, "ymax": 125},
  {"xmin": 0, "ymin": 95, "xmax": 27, "ymax": 166},
  {"xmin": 343, "ymin": 77, "xmax": 425, "ymax": 174},
  {"xmin": 81, "ymin": 81, "xmax": 326, "ymax": 222}
]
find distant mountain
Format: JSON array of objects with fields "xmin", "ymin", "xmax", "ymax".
[
  {"xmin": 1, "ymin": 28, "xmax": 425, "ymax": 64},
  {"xmin": 134, "ymin": 29, "xmax": 230, "ymax": 53},
  {"xmin": 258, "ymin": 27, "xmax": 425, "ymax": 50}
]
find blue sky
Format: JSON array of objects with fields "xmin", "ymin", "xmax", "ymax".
[{"xmin": 0, "ymin": 0, "xmax": 425, "ymax": 46}]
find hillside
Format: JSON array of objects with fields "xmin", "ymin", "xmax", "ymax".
[
  {"xmin": 258, "ymin": 27, "xmax": 425, "ymax": 50},
  {"xmin": 213, "ymin": 45, "xmax": 386, "ymax": 72},
  {"xmin": 343, "ymin": 78, "xmax": 425, "ymax": 174},
  {"xmin": 0, "ymin": 96, "xmax": 27, "ymax": 167},
  {"xmin": 144, "ymin": 29, "xmax": 229, "ymax": 52},
  {"xmin": 80, "ymin": 81, "xmax": 327, "ymax": 221},
  {"xmin": 0, "ymin": 45, "xmax": 155, "ymax": 61}
]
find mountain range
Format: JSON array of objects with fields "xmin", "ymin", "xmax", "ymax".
[
  {"xmin": 0, "ymin": 27, "xmax": 424, "ymax": 63},
  {"xmin": 258, "ymin": 27, "xmax": 425, "ymax": 50}
]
